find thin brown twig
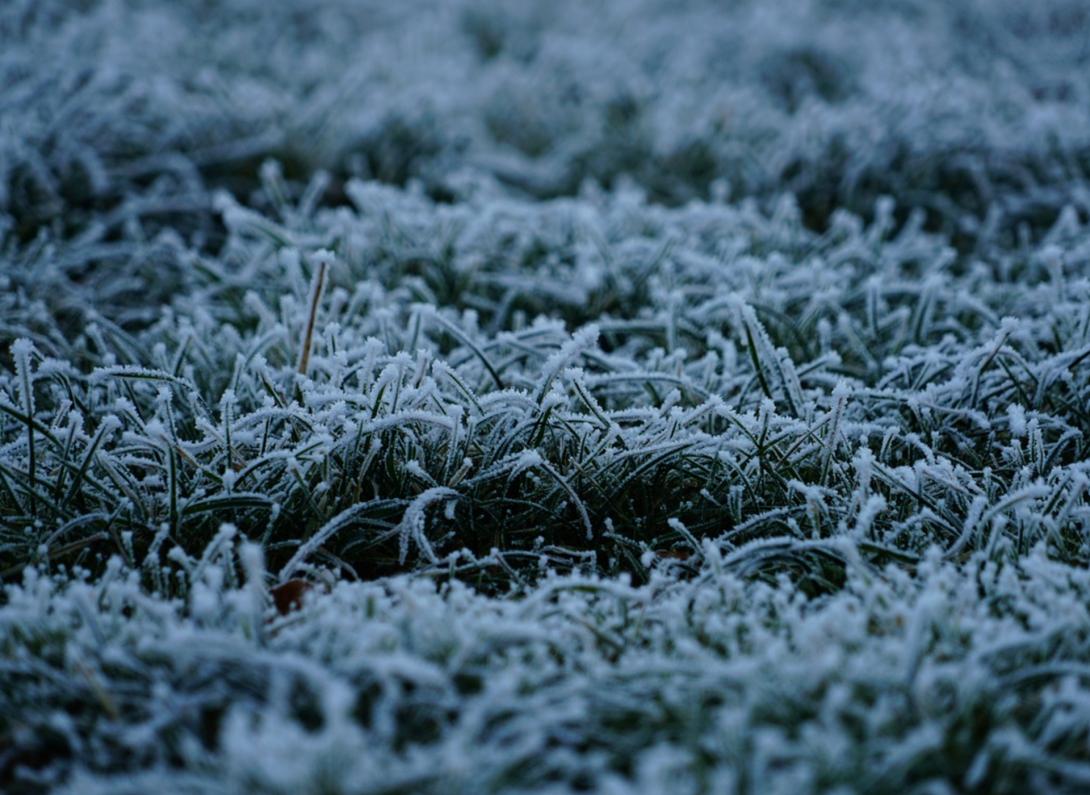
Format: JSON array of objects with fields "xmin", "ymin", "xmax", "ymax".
[{"xmin": 297, "ymin": 256, "xmax": 329, "ymax": 377}]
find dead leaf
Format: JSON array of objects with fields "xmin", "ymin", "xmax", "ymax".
[{"xmin": 270, "ymin": 579, "xmax": 312, "ymax": 616}]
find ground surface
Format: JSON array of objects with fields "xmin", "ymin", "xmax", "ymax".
[{"xmin": 2, "ymin": 1, "xmax": 1090, "ymax": 792}]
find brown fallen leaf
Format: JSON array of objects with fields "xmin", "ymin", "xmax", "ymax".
[{"xmin": 270, "ymin": 579, "xmax": 313, "ymax": 616}]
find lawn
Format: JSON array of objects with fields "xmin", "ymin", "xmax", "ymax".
[{"xmin": 2, "ymin": 1, "xmax": 1090, "ymax": 792}]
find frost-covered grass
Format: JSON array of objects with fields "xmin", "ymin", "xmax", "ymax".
[
  {"xmin": 4, "ymin": 546, "xmax": 1090, "ymax": 794},
  {"xmin": 2, "ymin": 0, "xmax": 1090, "ymax": 792},
  {"xmin": 5, "ymin": 182, "xmax": 1090, "ymax": 586}
]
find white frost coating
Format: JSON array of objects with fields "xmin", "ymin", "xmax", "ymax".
[
  {"xmin": 395, "ymin": 487, "xmax": 461, "ymax": 564},
  {"xmin": 1008, "ymin": 403, "xmax": 1027, "ymax": 438}
]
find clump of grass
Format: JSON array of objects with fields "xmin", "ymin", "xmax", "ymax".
[{"xmin": 3, "ymin": 183, "xmax": 1088, "ymax": 589}]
